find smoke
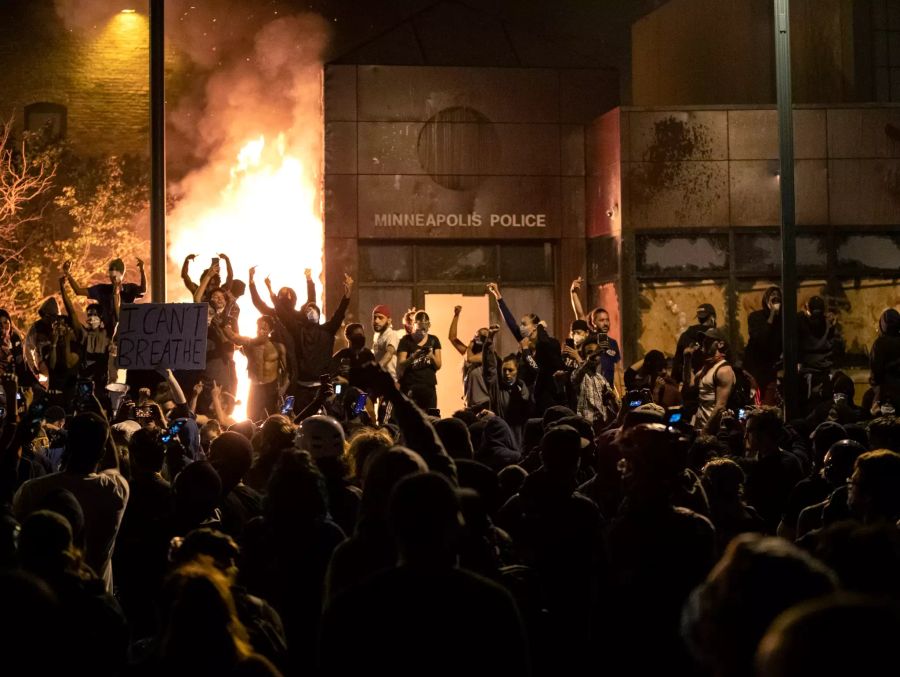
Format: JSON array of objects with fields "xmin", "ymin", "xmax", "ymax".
[{"xmin": 53, "ymin": 0, "xmax": 332, "ymax": 272}]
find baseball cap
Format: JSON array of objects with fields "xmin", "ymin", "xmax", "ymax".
[
  {"xmin": 570, "ymin": 319, "xmax": 590, "ymax": 333},
  {"xmin": 696, "ymin": 303, "xmax": 716, "ymax": 320}
]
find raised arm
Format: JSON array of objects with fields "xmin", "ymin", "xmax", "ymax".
[
  {"xmin": 304, "ymin": 268, "xmax": 316, "ymax": 305},
  {"xmin": 59, "ymin": 275, "xmax": 85, "ymax": 342},
  {"xmin": 323, "ymin": 274, "xmax": 353, "ymax": 334},
  {"xmin": 248, "ymin": 267, "xmax": 275, "ymax": 316},
  {"xmin": 219, "ymin": 253, "xmax": 234, "ymax": 289},
  {"xmin": 448, "ymin": 305, "xmax": 468, "ymax": 356},
  {"xmin": 181, "ymin": 254, "xmax": 199, "ymax": 294},
  {"xmin": 112, "ymin": 278, "xmax": 122, "ymax": 323},
  {"xmin": 481, "ymin": 327, "xmax": 501, "ymax": 386},
  {"xmin": 570, "ymin": 276, "xmax": 587, "ymax": 320},
  {"xmin": 193, "ymin": 267, "xmax": 215, "ymax": 303},
  {"xmin": 360, "ymin": 363, "xmax": 456, "ymax": 484},
  {"xmin": 62, "ymin": 260, "xmax": 89, "ymax": 297},
  {"xmin": 136, "ymin": 257, "xmax": 147, "ymax": 296},
  {"xmin": 160, "ymin": 367, "xmax": 187, "ymax": 406},
  {"xmin": 487, "ymin": 282, "xmax": 523, "ymax": 342},
  {"xmin": 221, "ymin": 323, "xmax": 262, "ymax": 348}
]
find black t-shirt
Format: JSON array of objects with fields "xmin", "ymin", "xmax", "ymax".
[
  {"xmin": 89, "ymin": 283, "xmax": 143, "ymax": 335},
  {"xmin": 332, "ymin": 347, "xmax": 376, "ymax": 386},
  {"xmin": 397, "ymin": 334, "xmax": 441, "ymax": 388}
]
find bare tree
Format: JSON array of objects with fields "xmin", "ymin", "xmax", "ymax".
[{"xmin": 0, "ymin": 117, "xmax": 58, "ymax": 320}]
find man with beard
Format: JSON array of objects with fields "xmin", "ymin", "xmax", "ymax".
[
  {"xmin": 744, "ymin": 286, "xmax": 783, "ymax": 404},
  {"xmin": 222, "ymin": 315, "xmax": 287, "ymax": 422},
  {"xmin": 688, "ymin": 328, "xmax": 735, "ymax": 431},
  {"xmin": 371, "ymin": 304, "xmax": 400, "ymax": 380}
]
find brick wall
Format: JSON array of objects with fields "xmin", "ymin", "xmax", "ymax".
[{"xmin": 0, "ymin": 0, "xmax": 182, "ymax": 157}]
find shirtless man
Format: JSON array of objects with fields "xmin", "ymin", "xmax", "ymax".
[{"xmin": 222, "ymin": 315, "xmax": 286, "ymax": 422}]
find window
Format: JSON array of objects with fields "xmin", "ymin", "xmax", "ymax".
[{"xmin": 24, "ymin": 102, "xmax": 67, "ymax": 139}]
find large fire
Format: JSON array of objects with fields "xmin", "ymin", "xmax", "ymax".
[{"xmin": 169, "ymin": 133, "xmax": 323, "ymax": 421}]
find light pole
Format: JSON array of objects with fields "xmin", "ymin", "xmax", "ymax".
[
  {"xmin": 774, "ymin": 0, "xmax": 798, "ymax": 418},
  {"xmin": 149, "ymin": 0, "xmax": 166, "ymax": 301}
]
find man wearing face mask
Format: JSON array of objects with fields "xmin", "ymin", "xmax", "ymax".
[
  {"xmin": 332, "ymin": 323, "xmax": 376, "ymax": 386},
  {"xmin": 60, "ymin": 275, "xmax": 113, "ymax": 391},
  {"xmin": 397, "ymin": 311, "xmax": 442, "ymax": 411},
  {"xmin": 249, "ymin": 267, "xmax": 347, "ymax": 412},
  {"xmin": 204, "ymin": 288, "xmax": 239, "ymax": 408},
  {"xmin": 448, "ymin": 305, "xmax": 491, "ymax": 410},
  {"xmin": 481, "ymin": 325, "xmax": 531, "ymax": 447},
  {"xmin": 64, "ymin": 257, "xmax": 146, "ymax": 338},
  {"xmin": 745, "ymin": 286, "xmax": 783, "ymax": 404}
]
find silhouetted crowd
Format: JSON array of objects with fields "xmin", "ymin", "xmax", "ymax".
[{"xmin": 1, "ymin": 257, "xmax": 900, "ymax": 677}]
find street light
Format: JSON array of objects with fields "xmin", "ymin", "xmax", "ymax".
[{"xmin": 774, "ymin": 0, "xmax": 798, "ymax": 418}]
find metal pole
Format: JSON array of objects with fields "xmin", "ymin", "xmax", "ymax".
[
  {"xmin": 774, "ymin": 0, "xmax": 798, "ymax": 418},
  {"xmin": 150, "ymin": 0, "xmax": 167, "ymax": 302}
]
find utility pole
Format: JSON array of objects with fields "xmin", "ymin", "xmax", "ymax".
[
  {"xmin": 774, "ymin": 0, "xmax": 798, "ymax": 418},
  {"xmin": 149, "ymin": 0, "xmax": 166, "ymax": 301}
]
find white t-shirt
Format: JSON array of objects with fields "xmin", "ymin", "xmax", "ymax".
[{"xmin": 373, "ymin": 327, "xmax": 402, "ymax": 379}]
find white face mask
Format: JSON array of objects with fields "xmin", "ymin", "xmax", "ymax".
[
  {"xmin": 109, "ymin": 270, "xmax": 123, "ymax": 282},
  {"xmin": 519, "ymin": 324, "xmax": 533, "ymax": 339},
  {"xmin": 306, "ymin": 309, "xmax": 319, "ymax": 323},
  {"xmin": 87, "ymin": 315, "xmax": 101, "ymax": 329}
]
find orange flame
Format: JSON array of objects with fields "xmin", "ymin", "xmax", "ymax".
[{"xmin": 169, "ymin": 133, "xmax": 323, "ymax": 421}]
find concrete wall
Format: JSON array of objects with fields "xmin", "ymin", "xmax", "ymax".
[
  {"xmin": 590, "ymin": 103, "xmax": 900, "ymax": 366},
  {"xmin": 632, "ymin": 0, "xmax": 868, "ymax": 106},
  {"xmin": 0, "ymin": 0, "xmax": 186, "ymax": 157},
  {"xmin": 324, "ymin": 64, "xmax": 618, "ymax": 338}
]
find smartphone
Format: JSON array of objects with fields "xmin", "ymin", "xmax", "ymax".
[
  {"xmin": 281, "ymin": 395, "xmax": 295, "ymax": 415},
  {"xmin": 161, "ymin": 419, "xmax": 184, "ymax": 444},
  {"xmin": 0, "ymin": 406, "xmax": 6, "ymax": 419},
  {"xmin": 76, "ymin": 379, "xmax": 94, "ymax": 398},
  {"xmin": 833, "ymin": 393, "xmax": 847, "ymax": 403},
  {"xmin": 352, "ymin": 392, "xmax": 367, "ymax": 416},
  {"xmin": 668, "ymin": 411, "xmax": 682, "ymax": 424},
  {"xmin": 628, "ymin": 399, "xmax": 643, "ymax": 408},
  {"xmin": 134, "ymin": 405, "xmax": 153, "ymax": 419},
  {"xmin": 334, "ymin": 383, "xmax": 344, "ymax": 395},
  {"xmin": 211, "ymin": 256, "xmax": 220, "ymax": 267},
  {"xmin": 738, "ymin": 408, "xmax": 748, "ymax": 421}
]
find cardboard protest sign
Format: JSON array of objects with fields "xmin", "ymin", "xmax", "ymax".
[{"xmin": 116, "ymin": 303, "xmax": 208, "ymax": 370}]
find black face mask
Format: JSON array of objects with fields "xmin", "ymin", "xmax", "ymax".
[
  {"xmin": 349, "ymin": 335, "xmax": 366, "ymax": 350},
  {"xmin": 471, "ymin": 339, "xmax": 484, "ymax": 354}
]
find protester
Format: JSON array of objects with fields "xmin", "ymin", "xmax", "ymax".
[
  {"xmin": 744, "ymin": 286, "xmax": 783, "ymax": 403},
  {"xmin": 6, "ymin": 244, "xmax": 900, "ymax": 677},
  {"xmin": 396, "ymin": 310, "xmax": 442, "ymax": 412},
  {"xmin": 673, "ymin": 303, "xmax": 717, "ymax": 383}
]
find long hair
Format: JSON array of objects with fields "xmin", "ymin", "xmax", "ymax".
[{"xmin": 159, "ymin": 560, "xmax": 252, "ymax": 671}]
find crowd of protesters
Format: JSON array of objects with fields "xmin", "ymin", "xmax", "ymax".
[{"xmin": 1, "ymin": 254, "xmax": 900, "ymax": 677}]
